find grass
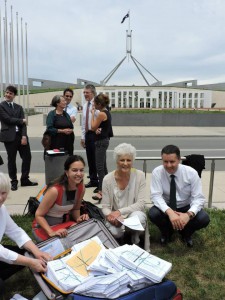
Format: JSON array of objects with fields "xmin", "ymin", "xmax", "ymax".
[{"xmin": 2, "ymin": 209, "xmax": 225, "ymax": 299}]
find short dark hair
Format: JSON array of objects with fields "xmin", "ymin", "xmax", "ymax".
[
  {"xmin": 51, "ymin": 95, "xmax": 63, "ymax": 107},
  {"xmin": 63, "ymin": 88, "xmax": 74, "ymax": 96},
  {"xmin": 84, "ymin": 84, "xmax": 96, "ymax": 96},
  {"xmin": 161, "ymin": 145, "xmax": 180, "ymax": 159},
  {"xmin": 6, "ymin": 85, "xmax": 18, "ymax": 95}
]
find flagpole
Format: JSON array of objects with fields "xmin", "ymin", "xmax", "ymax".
[
  {"xmin": 11, "ymin": 5, "xmax": 15, "ymax": 84},
  {"xmin": 4, "ymin": 0, "xmax": 9, "ymax": 85},
  {"xmin": 0, "ymin": 8, "xmax": 4, "ymax": 99},
  {"xmin": 21, "ymin": 17, "xmax": 25, "ymax": 109},
  {"xmin": 16, "ymin": 12, "xmax": 21, "ymax": 104},
  {"xmin": 25, "ymin": 22, "xmax": 29, "ymax": 115}
]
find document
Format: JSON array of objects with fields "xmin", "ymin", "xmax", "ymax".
[
  {"xmin": 40, "ymin": 239, "xmax": 65, "ymax": 258},
  {"xmin": 117, "ymin": 215, "xmax": 144, "ymax": 231}
]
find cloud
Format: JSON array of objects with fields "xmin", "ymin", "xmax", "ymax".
[{"xmin": 1, "ymin": 0, "xmax": 225, "ymax": 86}]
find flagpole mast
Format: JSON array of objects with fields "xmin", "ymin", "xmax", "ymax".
[
  {"xmin": 101, "ymin": 10, "xmax": 160, "ymax": 86},
  {"xmin": 4, "ymin": 0, "xmax": 9, "ymax": 85},
  {"xmin": 16, "ymin": 12, "xmax": 21, "ymax": 104},
  {"xmin": 0, "ymin": 8, "xmax": 4, "ymax": 99}
]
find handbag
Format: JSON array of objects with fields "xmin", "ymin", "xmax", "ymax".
[
  {"xmin": 80, "ymin": 200, "xmax": 105, "ymax": 222},
  {"xmin": 23, "ymin": 197, "xmax": 40, "ymax": 216},
  {"xmin": 41, "ymin": 131, "xmax": 51, "ymax": 150}
]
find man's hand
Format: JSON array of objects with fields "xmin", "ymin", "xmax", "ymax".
[
  {"xmin": 22, "ymin": 119, "xmax": 27, "ymax": 124},
  {"xmin": 21, "ymin": 136, "xmax": 27, "ymax": 145},
  {"xmin": 166, "ymin": 209, "xmax": 186, "ymax": 231}
]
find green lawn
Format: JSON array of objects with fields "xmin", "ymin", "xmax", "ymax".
[{"xmin": 2, "ymin": 209, "xmax": 225, "ymax": 300}]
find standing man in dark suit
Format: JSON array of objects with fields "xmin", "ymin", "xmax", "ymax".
[
  {"xmin": 0, "ymin": 85, "xmax": 38, "ymax": 191},
  {"xmin": 81, "ymin": 84, "xmax": 99, "ymax": 189}
]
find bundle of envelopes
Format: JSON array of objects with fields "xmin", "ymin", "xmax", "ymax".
[{"xmin": 45, "ymin": 237, "xmax": 172, "ymax": 298}]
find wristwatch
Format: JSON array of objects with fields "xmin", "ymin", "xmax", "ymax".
[{"xmin": 187, "ymin": 211, "xmax": 195, "ymax": 219}]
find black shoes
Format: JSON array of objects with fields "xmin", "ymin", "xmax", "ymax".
[
  {"xmin": 11, "ymin": 183, "xmax": 18, "ymax": 191},
  {"xmin": 85, "ymin": 181, "xmax": 98, "ymax": 188},
  {"xmin": 21, "ymin": 180, "xmax": 38, "ymax": 187},
  {"xmin": 182, "ymin": 236, "xmax": 193, "ymax": 248},
  {"xmin": 93, "ymin": 187, "xmax": 99, "ymax": 193}
]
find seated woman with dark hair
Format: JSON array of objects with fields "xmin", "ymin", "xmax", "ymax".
[
  {"xmin": 0, "ymin": 172, "xmax": 51, "ymax": 299},
  {"xmin": 102, "ymin": 143, "xmax": 149, "ymax": 249},
  {"xmin": 46, "ymin": 95, "xmax": 74, "ymax": 155},
  {"xmin": 32, "ymin": 155, "xmax": 89, "ymax": 242}
]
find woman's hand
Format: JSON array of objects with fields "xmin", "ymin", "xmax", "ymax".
[
  {"xmin": 34, "ymin": 250, "xmax": 52, "ymax": 263},
  {"xmin": 29, "ymin": 258, "xmax": 48, "ymax": 273},
  {"xmin": 106, "ymin": 211, "xmax": 121, "ymax": 225},
  {"xmin": 76, "ymin": 214, "xmax": 89, "ymax": 224},
  {"xmin": 62, "ymin": 128, "xmax": 73, "ymax": 135},
  {"xmin": 48, "ymin": 228, "xmax": 68, "ymax": 238}
]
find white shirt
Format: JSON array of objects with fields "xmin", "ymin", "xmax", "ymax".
[
  {"xmin": 81, "ymin": 99, "xmax": 99, "ymax": 140},
  {"xmin": 150, "ymin": 164, "xmax": 206, "ymax": 215},
  {"xmin": 0, "ymin": 204, "xmax": 30, "ymax": 264},
  {"xmin": 65, "ymin": 103, "xmax": 77, "ymax": 119}
]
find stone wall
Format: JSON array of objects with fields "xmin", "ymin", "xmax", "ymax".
[{"xmin": 111, "ymin": 112, "xmax": 225, "ymax": 126}]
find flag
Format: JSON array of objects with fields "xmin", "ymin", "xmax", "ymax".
[{"xmin": 121, "ymin": 12, "xmax": 129, "ymax": 23}]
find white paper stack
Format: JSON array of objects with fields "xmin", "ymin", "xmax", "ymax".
[
  {"xmin": 73, "ymin": 271, "xmax": 131, "ymax": 299},
  {"xmin": 47, "ymin": 257, "xmax": 84, "ymax": 292},
  {"xmin": 118, "ymin": 244, "xmax": 172, "ymax": 283}
]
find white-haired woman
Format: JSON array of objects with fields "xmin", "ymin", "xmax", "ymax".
[
  {"xmin": 0, "ymin": 173, "xmax": 51, "ymax": 298},
  {"xmin": 102, "ymin": 143, "xmax": 148, "ymax": 247}
]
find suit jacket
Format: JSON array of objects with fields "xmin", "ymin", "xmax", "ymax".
[{"xmin": 0, "ymin": 101, "xmax": 27, "ymax": 142}]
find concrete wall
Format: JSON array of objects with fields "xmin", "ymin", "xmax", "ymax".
[{"xmin": 111, "ymin": 112, "xmax": 225, "ymax": 126}]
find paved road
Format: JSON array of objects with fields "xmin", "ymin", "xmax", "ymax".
[{"xmin": 0, "ymin": 136, "xmax": 225, "ymax": 173}]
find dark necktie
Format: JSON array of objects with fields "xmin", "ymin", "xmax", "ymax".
[
  {"xmin": 85, "ymin": 102, "xmax": 90, "ymax": 132},
  {"xmin": 169, "ymin": 175, "xmax": 177, "ymax": 210},
  {"xmin": 8, "ymin": 102, "xmax": 13, "ymax": 109}
]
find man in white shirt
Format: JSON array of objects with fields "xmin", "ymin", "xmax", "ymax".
[
  {"xmin": 149, "ymin": 144, "xmax": 210, "ymax": 247},
  {"xmin": 81, "ymin": 84, "xmax": 99, "ymax": 189},
  {"xmin": 63, "ymin": 88, "xmax": 77, "ymax": 123}
]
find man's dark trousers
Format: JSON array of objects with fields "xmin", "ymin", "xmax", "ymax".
[
  {"xmin": 4, "ymin": 133, "xmax": 31, "ymax": 184},
  {"xmin": 85, "ymin": 131, "xmax": 98, "ymax": 184},
  {"xmin": 149, "ymin": 205, "xmax": 210, "ymax": 238}
]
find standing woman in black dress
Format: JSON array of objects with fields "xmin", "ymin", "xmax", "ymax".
[
  {"xmin": 91, "ymin": 93, "xmax": 113, "ymax": 202},
  {"xmin": 46, "ymin": 95, "xmax": 74, "ymax": 155}
]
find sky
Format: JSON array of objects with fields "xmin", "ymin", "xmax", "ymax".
[{"xmin": 1, "ymin": 0, "xmax": 225, "ymax": 86}]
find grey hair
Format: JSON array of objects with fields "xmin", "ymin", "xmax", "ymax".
[
  {"xmin": 113, "ymin": 143, "xmax": 136, "ymax": 161},
  {"xmin": 51, "ymin": 95, "xmax": 64, "ymax": 107},
  {"xmin": 84, "ymin": 84, "xmax": 97, "ymax": 97},
  {"xmin": 0, "ymin": 172, "xmax": 10, "ymax": 194}
]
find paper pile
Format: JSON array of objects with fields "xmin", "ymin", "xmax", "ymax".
[{"xmin": 45, "ymin": 237, "xmax": 172, "ymax": 298}]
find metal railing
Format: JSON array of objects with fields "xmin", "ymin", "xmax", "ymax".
[{"xmin": 136, "ymin": 156, "xmax": 225, "ymax": 208}]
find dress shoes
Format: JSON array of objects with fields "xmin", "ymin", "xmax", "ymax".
[
  {"xmin": 160, "ymin": 235, "xmax": 168, "ymax": 245},
  {"xmin": 182, "ymin": 236, "xmax": 193, "ymax": 248},
  {"xmin": 21, "ymin": 180, "xmax": 38, "ymax": 187},
  {"xmin": 85, "ymin": 181, "xmax": 98, "ymax": 188},
  {"xmin": 11, "ymin": 184, "xmax": 18, "ymax": 191}
]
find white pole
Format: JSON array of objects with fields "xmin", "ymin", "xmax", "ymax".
[
  {"xmin": 4, "ymin": 0, "xmax": 9, "ymax": 85},
  {"xmin": 0, "ymin": 8, "xmax": 4, "ymax": 99},
  {"xmin": 25, "ymin": 22, "xmax": 29, "ymax": 114},
  {"xmin": 16, "ymin": 12, "xmax": 20, "ymax": 104},
  {"xmin": 21, "ymin": 17, "xmax": 25, "ymax": 109},
  {"xmin": 11, "ymin": 5, "xmax": 15, "ymax": 84}
]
